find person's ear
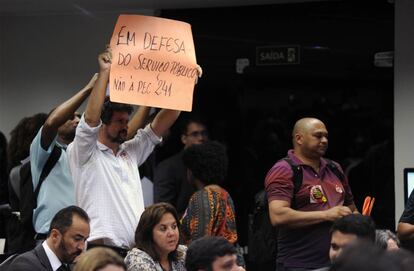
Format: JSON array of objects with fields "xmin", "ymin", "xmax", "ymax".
[
  {"xmin": 295, "ymin": 133, "xmax": 303, "ymax": 145},
  {"xmin": 50, "ymin": 229, "xmax": 62, "ymax": 244},
  {"xmin": 181, "ymin": 134, "xmax": 187, "ymax": 145}
]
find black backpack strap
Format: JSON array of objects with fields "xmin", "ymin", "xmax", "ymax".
[
  {"xmin": 324, "ymin": 158, "xmax": 345, "ymax": 183},
  {"xmin": 9, "ymin": 164, "xmax": 24, "ymax": 201},
  {"xmin": 282, "ymin": 158, "xmax": 303, "ymax": 194},
  {"xmin": 32, "ymin": 146, "xmax": 62, "ymax": 207},
  {"xmin": 282, "ymin": 157, "xmax": 303, "ymax": 209}
]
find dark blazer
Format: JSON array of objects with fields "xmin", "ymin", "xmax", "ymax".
[
  {"xmin": 154, "ymin": 151, "xmax": 196, "ymax": 215},
  {"xmin": 7, "ymin": 244, "xmax": 53, "ymax": 271}
]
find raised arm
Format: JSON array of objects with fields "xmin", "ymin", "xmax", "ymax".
[
  {"xmin": 85, "ymin": 48, "xmax": 112, "ymax": 127},
  {"xmin": 41, "ymin": 73, "xmax": 97, "ymax": 149},
  {"xmin": 268, "ymin": 200, "xmax": 352, "ymax": 228},
  {"xmin": 150, "ymin": 109, "xmax": 181, "ymax": 138},
  {"xmin": 127, "ymin": 106, "xmax": 151, "ymax": 140},
  {"xmin": 148, "ymin": 63, "xmax": 203, "ymax": 137}
]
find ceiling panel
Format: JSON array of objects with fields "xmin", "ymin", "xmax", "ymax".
[{"xmin": 0, "ymin": 0, "xmax": 330, "ymax": 16}]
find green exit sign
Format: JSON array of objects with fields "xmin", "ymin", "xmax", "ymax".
[{"xmin": 256, "ymin": 45, "xmax": 300, "ymax": 66}]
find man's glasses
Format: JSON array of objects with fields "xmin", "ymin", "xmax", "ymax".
[{"xmin": 186, "ymin": 130, "xmax": 208, "ymax": 138}]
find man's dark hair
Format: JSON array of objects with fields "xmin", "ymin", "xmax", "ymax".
[
  {"xmin": 185, "ymin": 236, "xmax": 237, "ymax": 271},
  {"xmin": 101, "ymin": 96, "xmax": 133, "ymax": 124},
  {"xmin": 182, "ymin": 141, "xmax": 228, "ymax": 185},
  {"xmin": 330, "ymin": 241, "xmax": 400, "ymax": 271},
  {"xmin": 330, "ymin": 214, "xmax": 376, "ymax": 243},
  {"xmin": 48, "ymin": 205, "xmax": 90, "ymax": 236},
  {"xmin": 179, "ymin": 114, "xmax": 206, "ymax": 135},
  {"xmin": 7, "ymin": 113, "xmax": 47, "ymax": 170}
]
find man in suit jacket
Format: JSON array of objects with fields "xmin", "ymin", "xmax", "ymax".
[
  {"xmin": 8, "ymin": 206, "xmax": 90, "ymax": 271},
  {"xmin": 154, "ymin": 115, "xmax": 209, "ymax": 216}
]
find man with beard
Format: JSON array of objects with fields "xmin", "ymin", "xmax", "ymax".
[
  {"xmin": 9, "ymin": 205, "xmax": 90, "ymax": 271},
  {"xmin": 264, "ymin": 117, "xmax": 358, "ymax": 271},
  {"xmin": 30, "ymin": 74, "xmax": 97, "ymax": 243},
  {"xmin": 67, "ymin": 47, "xmax": 194, "ymax": 255}
]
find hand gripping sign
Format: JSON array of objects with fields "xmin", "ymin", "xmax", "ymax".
[{"xmin": 109, "ymin": 15, "xmax": 198, "ymax": 111}]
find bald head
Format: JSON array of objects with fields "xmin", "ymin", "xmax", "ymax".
[
  {"xmin": 293, "ymin": 118, "xmax": 325, "ymax": 138},
  {"xmin": 292, "ymin": 117, "xmax": 328, "ymax": 159}
]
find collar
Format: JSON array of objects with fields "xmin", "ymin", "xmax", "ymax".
[
  {"xmin": 97, "ymin": 140, "xmax": 125, "ymax": 155},
  {"xmin": 56, "ymin": 141, "xmax": 68, "ymax": 150},
  {"xmin": 287, "ymin": 149, "xmax": 328, "ymax": 171},
  {"xmin": 287, "ymin": 149, "xmax": 305, "ymax": 165},
  {"xmin": 42, "ymin": 241, "xmax": 63, "ymax": 271}
]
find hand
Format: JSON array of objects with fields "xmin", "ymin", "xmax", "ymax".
[
  {"xmin": 84, "ymin": 73, "xmax": 99, "ymax": 91},
  {"xmin": 98, "ymin": 46, "xmax": 112, "ymax": 72},
  {"xmin": 194, "ymin": 64, "xmax": 202, "ymax": 84},
  {"xmin": 325, "ymin": 205, "xmax": 352, "ymax": 221}
]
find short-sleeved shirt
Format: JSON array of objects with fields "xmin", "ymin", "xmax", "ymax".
[
  {"xmin": 125, "ymin": 245, "xmax": 187, "ymax": 271},
  {"xmin": 399, "ymin": 189, "xmax": 414, "ymax": 251},
  {"xmin": 264, "ymin": 150, "xmax": 354, "ymax": 269},
  {"xmin": 67, "ymin": 115, "xmax": 161, "ymax": 248},
  {"xmin": 31, "ymin": 127, "xmax": 75, "ymax": 234}
]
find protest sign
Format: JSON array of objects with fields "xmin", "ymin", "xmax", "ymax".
[{"xmin": 109, "ymin": 14, "xmax": 198, "ymax": 111}]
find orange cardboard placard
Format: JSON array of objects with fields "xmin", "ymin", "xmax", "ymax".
[{"xmin": 109, "ymin": 14, "xmax": 198, "ymax": 111}]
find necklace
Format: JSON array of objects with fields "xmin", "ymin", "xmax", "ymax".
[{"xmin": 159, "ymin": 261, "xmax": 171, "ymax": 271}]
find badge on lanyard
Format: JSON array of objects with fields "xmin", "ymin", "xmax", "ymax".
[{"xmin": 310, "ymin": 185, "xmax": 327, "ymax": 203}]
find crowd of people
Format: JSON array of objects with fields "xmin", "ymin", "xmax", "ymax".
[{"xmin": 0, "ymin": 45, "xmax": 413, "ymax": 271}]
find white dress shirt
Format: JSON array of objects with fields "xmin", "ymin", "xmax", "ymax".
[
  {"xmin": 42, "ymin": 241, "xmax": 62, "ymax": 271},
  {"xmin": 67, "ymin": 115, "xmax": 161, "ymax": 248}
]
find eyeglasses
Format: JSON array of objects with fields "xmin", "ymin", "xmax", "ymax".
[{"xmin": 186, "ymin": 130, "xmax": 209, "ymax": 138}]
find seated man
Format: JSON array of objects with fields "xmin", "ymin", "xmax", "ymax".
[
  {"xmin": 329, "ymin": 214, "xmax": 376, "ymax": 263},
  {"xmin": 185, "ymin": 236, "xmax": 245, "ymax": 271},
  {"xmin": 8, "ymin": 205, "xmax": 90, "ymax": 271}
]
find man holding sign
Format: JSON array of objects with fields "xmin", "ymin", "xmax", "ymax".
[
  {"xmin": 68, "ymin": 15, "xmax": 201, "ymax": 256},
  {"xmin": 67, "ymin": 43, "xmax": 199, "ymax": 256}
]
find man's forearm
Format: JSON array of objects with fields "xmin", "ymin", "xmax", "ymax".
[
  {"xmin": 41, "ymin": 76, "xmax": 96, "ymax": 148},
  {"xmin": 397, "ymin": 222, "xmax": 414, "ymax": 240},
  {"xmin": 268, "ymin": 201, "xmax": 352, "ymax": 228},
  {"xmin": 127, "ymin": 106, "xmax": 150, "ymax": 140},
  {"xmin": 151, "ymin": 109, "xmax": 180, "ymax": 138},
  {"xmin": 85, "ymin": 71, "xmax": 109, "ymax": 127},
  {"xmin": 269, "ymin": 206, "xmax": 329, "ymax": 228}
]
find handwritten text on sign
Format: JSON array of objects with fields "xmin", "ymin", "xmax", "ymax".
[{"xmin": 109, "ymin": 15, "xmax": 198, "ymax": 111}]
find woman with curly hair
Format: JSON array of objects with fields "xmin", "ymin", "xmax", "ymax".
[
  {"xmin": 181, "ymin": 141, "xmax": 244, "ymax": 266},
  {"xmin": 125, "ymin": 202, "xmax": 186, "ymax": 271},
  {"xmin": 7, "ymin": 113, "xmax": 47, "ymax": 171}
]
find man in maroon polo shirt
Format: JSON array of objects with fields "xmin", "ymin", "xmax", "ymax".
[{"xmin": 264, "ymin": 117, "xmax": 358, "ymax": 271}]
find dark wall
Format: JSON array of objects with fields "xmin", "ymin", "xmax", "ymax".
[{"xmin": 161, "ymin": 0, "xmax": 395, "ymax": 248}]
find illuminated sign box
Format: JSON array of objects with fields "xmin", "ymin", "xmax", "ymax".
[{"xmin": 256, "ymin": 45, "xmax": 300, "ymax": 66}]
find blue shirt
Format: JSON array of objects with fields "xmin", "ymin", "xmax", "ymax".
[{"xmin": 30, "ymin": 127, "xmax": 75, "ymax": 233}]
